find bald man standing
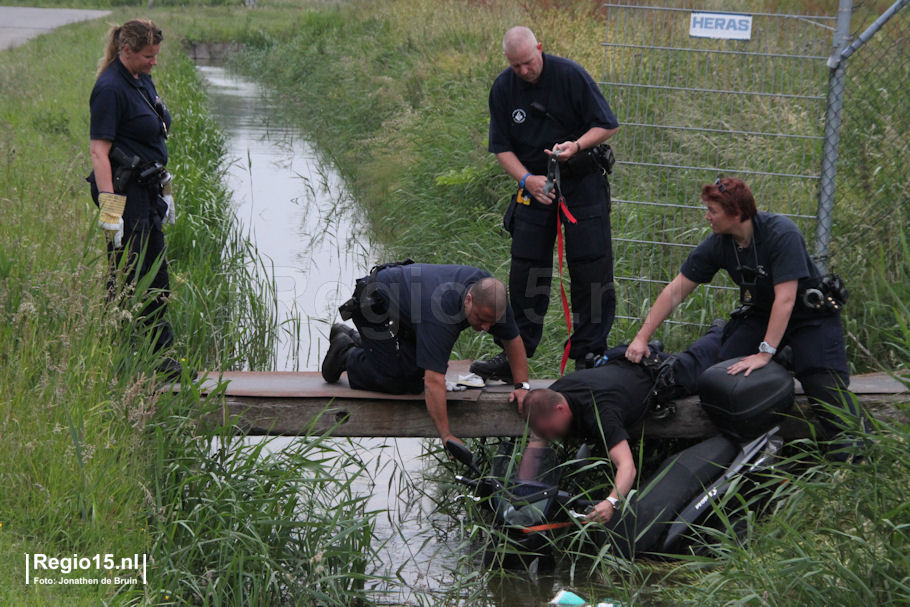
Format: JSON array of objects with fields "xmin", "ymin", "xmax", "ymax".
[{"xmin": 473, "ymin": 26, "xmax": 620, "ymax": 382}]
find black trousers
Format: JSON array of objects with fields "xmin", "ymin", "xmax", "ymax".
[
  {"xmin": 718, "ymin": 311, "xmax": 861, "ymax": 439},
  {"xmin": 504, "ymin": 170, "xmax": 615, "ymax": 360},
  {"xmin": 667, "ymin": 321, "xmax": 726, "ymax": 394},
  {"xmin": 344, "ymin": 311, "xmax": 424, "ymax": 395},
  {"xmin": 92, "ymin": 178, "xmax": 173, "ymax": 353}
]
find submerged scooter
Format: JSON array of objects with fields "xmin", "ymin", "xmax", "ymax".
[
  {"xmin": 446, "ymin": 438, "xmax": 595, "ymax": 568},
  {"xmin": 447, "ymin": 358, "xmax": 794, "ymax": 566}
]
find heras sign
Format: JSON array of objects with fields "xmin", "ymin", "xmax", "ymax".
[{"xmin": 689, "ymin": 12, "xmax": 753, "ymax": 41}]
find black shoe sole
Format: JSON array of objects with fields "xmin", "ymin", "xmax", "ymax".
[{"xmin": 469, "ymin": 366, "xmax": 513, "ymax": 383}]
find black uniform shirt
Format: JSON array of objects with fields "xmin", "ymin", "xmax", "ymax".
[
  {"xmin": 488, "ymin": 53, "xmax": 619, "ymax": 175},
  {"xmin": 551, "ymin": 361, "xmax": 653, "ymax": 453},
  {"xmin": 90, "ymin": 57, "xmax": 171, "ymax": 165},
  {"xmin": 680, "ymin": 212, "xmax": 819, "ymax": 314},
  {"xmin": 378, "ymin": 264, "xmax": 520, "ymax": 374}
]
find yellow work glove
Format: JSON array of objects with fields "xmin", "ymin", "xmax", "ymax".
[{"xmin": 98, "ymin": 192, "xmax": 126, "ymax": 248}]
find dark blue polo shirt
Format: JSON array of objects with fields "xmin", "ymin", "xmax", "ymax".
[
  {"xmin": 553, "ymin": 361, "xmax": 653, "ymax": 453},
  {"xmin": 488, "ymin": 53, "xmax": 619, "ymax": 175},
  {"xmin": 680, "ymin": 212, "xmax": 820, "ymax": 314},
  {"xmin": 90, "ymin": 58, "xmax": 171, "ymax": 165},
  {"xmin": 375, "ymin": 264, "xmax": 520, "ymax": 374}
]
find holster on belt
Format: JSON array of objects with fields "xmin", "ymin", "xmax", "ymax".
[
  {"xmin": 564, "ymin": 143, "xmax": 615, "ymax": 178},
  {"xmin": 338, "ymin": 259, "xmax": 418, "ymax": 344},
  {"xmin": 108, "ymin": 146, "xmax": 141, "ymax": 195}
]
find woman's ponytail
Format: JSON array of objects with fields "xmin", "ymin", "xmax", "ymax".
[{"xmin": 95, "ymin": 19, "xmax": 162, "ymax": 79}]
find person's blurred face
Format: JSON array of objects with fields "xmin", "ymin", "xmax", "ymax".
[
  {"xmin": 121, "ymin": 43, "xmax": 160, "ymax": 77},
  {"xmin": 704, "ymin": 200, "xmax": 739, "ymax": 234},
  {"xmin": 506, "ymin": 42, "xmax": 544, "ymax": 84},
  {"xmin": 531, "ymin": 402, "xmax": 572, "ymax": 441},
  {"xmin": 464, "ymin": 296, "xmax": 498, "ymax": 332}
]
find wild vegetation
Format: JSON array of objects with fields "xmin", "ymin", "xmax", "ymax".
[
  {"xmin": 0, "ymin": 0, "xmax": 906, "ymax": 606},
  {"xmin": 216, "ymin": 0, "xmax": 907, "ymax": 375},
  {"xmin": 0, "ymin": 12, "xmax": 376, "ymax": 606}
]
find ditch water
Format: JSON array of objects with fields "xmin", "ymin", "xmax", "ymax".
[{"xmin": 197, "ymin": 61, "xmax": 585, "ymax": 606}]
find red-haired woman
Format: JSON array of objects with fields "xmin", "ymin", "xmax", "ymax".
[{"xmin": 624, "ymin": 177, "xmax": 865, "ymax": 458}]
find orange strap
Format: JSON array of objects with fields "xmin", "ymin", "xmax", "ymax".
[
  {"xmin": 556, "ymin": 196, "xmax": 577, "ymax": 375},
  {"xmin": 520, "ymin": 521, "xmax": 573, "ymax": 533},
  {"xmin": 520, "ymin": 517, "xmax": 589, "ymax": 534}
]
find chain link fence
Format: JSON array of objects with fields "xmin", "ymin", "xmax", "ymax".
[
  {"xmin": 601, "ymin": 1, "xmax": 908, "ymax": 365},
  {"xmin": 828, "ymin": 0, "xmax": 908, "ymax": 368}
]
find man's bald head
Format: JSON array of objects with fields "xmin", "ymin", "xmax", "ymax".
[
  {"xmin": 503, "ymin": 26, "xmax": 538, "ymax": 56},
  {"xmin": 469, "ymin": 277, "xmax": 508, "ymax": 319},
  {"xmin": 464, "ymin": 277, "xmax": 508, "ymax": 332},
  {"xmin": 502, "ymin": 26, "xmax": 543, "ymax": 83}
]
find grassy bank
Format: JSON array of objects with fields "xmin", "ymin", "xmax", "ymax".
[
  {"xmin": 186, "ymin": 0, "xmax": 906, "ymax": 604},
  {"xmin": 214, "ymin": 0, "xmax": 907, "ymax": 377},
  {"xmin": 0, "ymin": 12, "xmax": 377, "ymax": 606},
  {"xmin": 1, "ymin": 1, "xmax": 906, "ymax": 606}
]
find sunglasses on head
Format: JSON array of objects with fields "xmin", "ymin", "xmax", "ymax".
[{"xmin": 714, "ymin": 177, "xmax": 728, "ymax": 193}]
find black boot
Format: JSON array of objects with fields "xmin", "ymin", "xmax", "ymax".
[
  {"xmin": 330, "ymin": 323, "xmax": 361, "ymax": 347},
  {"xmin": 470, "ymin": 351, "xmax": 512, "ymax": 383},
  {"xmin": 322, "ymin": 333, "xmax": 355, "ymax": 383},
  {"xmin": 157, "ymin": 356, "xmax": 197, "ymax": 382},
  {"xmin": 827, "ymin": 434, "xmax": 869, "ymax": 465}
]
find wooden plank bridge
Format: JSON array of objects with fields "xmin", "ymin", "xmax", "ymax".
[{"xmin": 180, "ymin": 361, "xmax": 909, "ymax": 440}]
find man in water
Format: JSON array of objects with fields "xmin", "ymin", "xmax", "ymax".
[
  {"xmin": 521, "ymin": 323, "xmax": 724, "ymax": 523},
  {"xmin": 323, "ymin": 262, "xmax": 531, "ymax": 445}
]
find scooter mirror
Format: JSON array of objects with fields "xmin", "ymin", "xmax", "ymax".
[
  {"xmin": 445, "ymin": 440, "xmax": 480, "ymax": 475},
  {"xmin": 574, "ymin": 443, "xmax": 592, "ymax": 461}
]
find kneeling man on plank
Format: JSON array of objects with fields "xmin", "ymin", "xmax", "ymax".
[
  {"xmin": 520, "ymin": 324, "xmax": 724, "ymax": 523},
  {"xmin": 323, "ymin": 261, "xmax": 530, "ymax": 446}
]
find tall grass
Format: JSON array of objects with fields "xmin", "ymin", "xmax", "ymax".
[
  {"xmin": 0, "ymin": 12, "xmax": 379, "ymax": 606},
  {"xmin": 147, "ymin": 385, "xmax": 379, "ymax": 605},
  {"xmin": 205, "ymin": 2, "xmax": 908, "ymax": 604},
  {"xmin": 225, "ymin": 0, "xmax": 907, "ymax": 375}
]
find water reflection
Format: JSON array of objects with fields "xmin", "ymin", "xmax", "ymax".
[
  {"xmin": 197, "ymin": 62, "xmax": 371, "ymax": 372},
  {"xmin": 197, "ymin": 62, "xmax": 480, "ymax": 604},
  {"xmin": 196, "ymin": 61, "xmax": 604, "ymax": 607}
]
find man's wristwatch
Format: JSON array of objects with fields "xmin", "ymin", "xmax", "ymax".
[
  {"xmin": 759, "ymin": 341, "xmax": 777, "ymax": 355},
  {"xmin": 606, "ymin": 496, "xmax": 619, "ymax": 508},
  {"xmin": 514, "ymin": 381, "xmax": 530, "ymax": 391}
]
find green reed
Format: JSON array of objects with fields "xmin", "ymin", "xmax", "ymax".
[{"xmin": 0, "ymin": 13, "xmax": 380, "ymax": 606}]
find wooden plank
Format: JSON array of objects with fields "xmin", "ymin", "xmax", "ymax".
[{"xmin": 207, "ymin": 379, "xmax": 908, "ymax": 439}]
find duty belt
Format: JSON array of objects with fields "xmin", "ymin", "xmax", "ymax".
[{"xmin": 338, "ymin": 259, "xmax": 417, "ymax": 346}]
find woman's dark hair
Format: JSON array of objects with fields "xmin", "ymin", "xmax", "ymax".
[
  {"xmin": 97, "ymin": 19, "xmax": 163, "ymax": 79},
  {"xmin": 701, "ymin": 177, "xmax": 757, "ymax": 222}
]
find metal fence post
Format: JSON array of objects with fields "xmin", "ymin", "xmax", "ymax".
[{"xmin": 814, "ymin": 0, "xmax": 854, "ymax": 274}]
